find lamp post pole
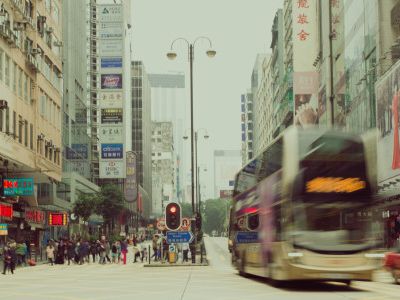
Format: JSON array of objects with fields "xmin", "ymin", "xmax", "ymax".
[{"xmin": 189, "ymin": 44, "xmax": 195, "ymax": 215}]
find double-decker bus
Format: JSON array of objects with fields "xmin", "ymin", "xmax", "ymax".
[{"xmin": 230, "ymin": 127, "xmax": 382, "ymax": 284}]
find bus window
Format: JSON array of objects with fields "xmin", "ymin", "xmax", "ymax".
[{"xmin": 248, "ymin": 213, "xmax": 259, "ymax": 230}]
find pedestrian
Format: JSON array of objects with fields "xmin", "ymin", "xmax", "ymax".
[
  {"xmin": 16, "ymin": 242, "xmax": 27, "ymax": 266},
  {"xmin": 151, "ymin": 235, "xmax": 158, "ymax": 261},
  {"xmin": 120, "ymin": 239, "xmax": 128, "ymax": 264},
  {"xmin": 140, "ymin": 243, "xmax": 147, "ymax": 262},
  {"xmin": 104, "ymin": 240, "xmax": 111, "ymax": 263},
  {"xmin": 116, "ymin": 241, "xmax": 121, "ymax": 263},
  {"xmin": 2, "ymin": 246, "xmax": 13, "ymax": 275},
  {"xmin": 90, "ymin": 241, "xmax": 97, "ymax": 263},
  {"xmin": 111, "ymin": 242, "xmax": 118, "ymax": 263},
  {"xmin": 132, "ymin": 244, "xmax": 140, "ymax": 263},
  {"xmin": 67, "ymin": 241, "xmax": 75, "ymax": 265},
  {"xmin": 46, "ymin": 243, "xmax": 55, "ymax": 266},
  {"xmin": 98, "ymin": 241, "xmax": 106, "ymax": 264},
  {"xmin": 182, "ymin": 242, "xmax": 189, "ymax": 262}
]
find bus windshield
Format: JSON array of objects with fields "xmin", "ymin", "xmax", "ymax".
[{"xmin": 291, "ymin": 200, "xmax": 375, "ymax": 253}]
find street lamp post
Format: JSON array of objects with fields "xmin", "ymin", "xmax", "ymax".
[{"xmin": 167, "ymin": 37, "xmax": 216, "ymax": 216}]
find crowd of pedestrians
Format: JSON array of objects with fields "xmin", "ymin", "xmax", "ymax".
[{"xmin": 44, "ymin": 238, "xmax": 133, "ymax": 266}]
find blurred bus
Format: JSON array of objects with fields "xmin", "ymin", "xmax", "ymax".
[{"xmin": 230, "ymin": 127, "xmax": 382, "ymax": 284}]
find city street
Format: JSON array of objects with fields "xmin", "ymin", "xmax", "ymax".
[{"xmin": 0, "ymin": 237, "xmax": 398, "ymax": 300}]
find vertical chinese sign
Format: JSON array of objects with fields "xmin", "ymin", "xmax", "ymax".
[
  {"xmin": 124, "ymin": 151, "xmax": 138, "ymax": 203},
  {"xmin": 98, "ymin": 3, "xmax": 126, "ymax": 179},
  {"xmin": 293, "ymin": 0, "xmax": 319, "ymax": 127}
]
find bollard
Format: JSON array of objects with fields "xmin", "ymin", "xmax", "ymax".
[{"xmin": 148, "ymin": 245, "xmax": 151, "ymax": 265}]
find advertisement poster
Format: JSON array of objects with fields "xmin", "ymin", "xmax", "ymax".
[
  {"xmin": 101, "ymin": 74, "xmax": 122, "ymax": 89},
  {"xmin": 98, "ymin": 5, "xmax": 122, "ymax": 23},
  {"xmin": 66, "ymin": 144, "xmax": 88, "ymax": 159},
  {"xmin": 292, "ymin": 0, "xmax": 319, "ymax": 127},
  {"xmin": 99, "ymin": 125, "xmax": 123, "ymax": 142},
  {"xmin": 99, "ymin": 91, "xmax": 123, "ymax": 108},
  {"xmin": 101, "ymin": 108, "xmax": 123, "ymax": 124},
  {"xmin": 99, "ymin": 41, "xmax": 123, "ymax": 56},
  {"xmin": 100, "ymin": 161, "xmax": 125, "ymax": 178},
  {"xmin": 125, "ymin": 151, "xmax": 137, "ymax": 202},
  {"xmin": 101, "ymin": 57, "xmax": 123, "ymax": 69},
  {"xmin": 376, "ymin": 60, "xmax": 400, "ymax": 184},
  {"xmin": 101, "ymin": 144, "xmax": 123, "ymax": 159}
]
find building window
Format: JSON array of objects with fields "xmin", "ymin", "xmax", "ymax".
[
  {"xmin": 4, "ymin": 55, "xmax": 9, "ymax": 87},
  {"xmin": 18, "ymin": 115, "xmax": 22, "ymax": 143},
  {"xmin": 24, "ymin": 120, "xmax": 28, "ymax": 147},
  {"xmin": 24, "ymin": 73, "xmax": 28, "ymax": 102},
  {"xmin": 5, "ymin": 108, "xmax": 9, "ymax": 134},
  {"xmin": 12, "ymin": 62, "xmax": 17, "ymax": 93},
  {"xmin": 30, "ymin": 123, "xmax": 33, "ymax": 150},
  {"xmin": 0, "ymin": 48, "xmax": 3, "ymax": 82},
  {"xmin": 18, "ymin": 67, "xmax": 23, "ymax": 98},
  {"xmin": 13, "ymin": 111, "xmax": 16, "ymax": 139}
]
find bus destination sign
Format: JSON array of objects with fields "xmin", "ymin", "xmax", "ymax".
[{"xmin": 306, "ymin": 177, "xmax": 366, "ymax": 193}]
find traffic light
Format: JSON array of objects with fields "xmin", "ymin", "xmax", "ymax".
[{"xmin": 165, "ymin": 202, "xmax": 181, "ymax": 231}]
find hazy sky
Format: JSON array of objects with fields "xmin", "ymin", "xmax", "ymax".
[{"xmin": 131, "ymin": 0, "xmax": 283, "ymax": 199}]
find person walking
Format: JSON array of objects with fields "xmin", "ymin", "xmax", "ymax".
[
  {"xmin": 104, "ymin": 240, "xmax": 111, "ymax": 263},
  {"xmin": 2, "ymin": 246, "xmax": 13, "ymax": 274},
  {"xmin": 46, "ymin": 243, "xmax": 55, "ymax": 266},
  {"xmin": 67, "ymin": 241, "xmax": 75, "ymax": 265},
  {"xmin": 116, "ymin": 241, "xmax": 121, "ymax": 263},
  {"xmin": 151, "ymin": 235, "xmax": 158, "ymax": 261},
  {"xmin": 120, "ymin": 239, "xmax": 128, "ymax": 265},
  {"xmin": 182, "ymin": 242, "xmax": 189, "ymax": 263},
  {"xmin": 16, "ymin": 242, "xmax": 27, "ymax": 266},
  {"xmin": 98, "ymin": 241, "xmax": 106, "ymax": 264},
  {"xmin": 90, "ymin": 241, "xmax": 97, "ymax": 263},
  {"xmin": 111, "ymin": 242, "xmax": 118, "ymax": 263}
]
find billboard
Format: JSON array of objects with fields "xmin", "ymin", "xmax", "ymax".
[
  {"xmin": 99, "ymin": 125, "xmax": 123, "ymax": 142},
  {"xmin": 101, "ymin": 108, "xmax": 123, "ymax": 124},
  {"xmin": 99, "ymin": 91, "xmax": 123, "ymax": 108},
  {"xmin": 101, "ymin": 74, "xmax": 122, "ymax": 89},
  {"xmin": 100, "ymin": 160, "xmax": 125, "ymax": 178},
  {"xmin": 98, "ymin": 5, "xmax": 122, "ymax": 23},
  {"xmin": 99, "ymin": 41, "xmax": 123, "ymax": 56},
  {"xmin": 101, "ymin": 143, "xmax": 123, "ymax": 159},
  {"xmin": 376, "ymin": 60, "xmax": 400, "ymax": 184},
  {"xmin": 66, "ymin": 144, "xmax": 88, "ymax": 159},
  {"xmin": 99, "ymin": 25, "xmax": 123, "ymax": 39},
  {"xmin": 292, "ymin": 0, "xmax": 319, "ymax": 127},
  {"xmin": 3, "ymin": 178, "xmax": 34, "ymax": 196},
  {"xmin": 101, "ymin": 57, "xmax": 123, "ymax": 69},
  {"xmin": 125, "ymin": 151, "xmax": 138, "ymax": 203}
]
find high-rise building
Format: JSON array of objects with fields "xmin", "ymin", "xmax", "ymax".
[
  {"xmin": 213, "ymin": 150, "xmax": 242, "ymax": 198},
  {"xmin": 0, "ymin": 0, "xmax": 63, "ymax": 242},
  {"xmin": 148, "ymin": 73, "xmax": 187, "ymax": 203},
  {"xmin": 61, "ymin": 0, "xmax": 99, "ymax": 207},
  {"xmin": 131, "ymin": 61, "xmax": 152, "ymax": 218},
  {"xmin": 240, "ymin": 91, "xmax": 253, "ymax": 165},
  {"xmin": 151, "ymin": 121, "xmax": 174, "ymax": 217}
]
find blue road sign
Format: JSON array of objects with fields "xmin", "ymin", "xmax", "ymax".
[
  {"xmin": 166, "ymin": 231, "xmax": 194, "ymax": 244},
  {"xmin": 235, "ymin": 231, "xmax": 259, "ymax": 244}
]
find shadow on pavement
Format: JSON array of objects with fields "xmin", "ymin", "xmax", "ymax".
[{"xmin": 236, "ymin": 272, "xmax": 363, "ymax": 292}]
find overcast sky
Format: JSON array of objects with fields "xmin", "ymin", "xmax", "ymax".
[{"xmin": 131, "ymin": 0, "xmax": 283, "ymax": 199}]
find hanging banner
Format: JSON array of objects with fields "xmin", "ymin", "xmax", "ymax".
[
  {"xmin": 99, "ymin": 91, "xmax": 123, "ymax": 108},
  {"xmin": 99, "ymin": 125, "xmax": 124, "ymax": 143},
  {"xmin": 98, "ymin": 5, "xmax": 123, "ymax": 23},
  {"xmin": 292, "ymin": 0, "xmax": 319, "ymax": 127},
  {"xmin": 101, "ymin": 108, "xmax": 123, "ymax": 124},
  {"xmin": 101, "ymin": 144, "xmax": 123, "ymax": 159},
  {"xmin": 100, "ymin": 161, "xmax": 125, "ymax": 178}
]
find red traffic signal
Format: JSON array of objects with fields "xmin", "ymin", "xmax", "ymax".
[{"xmin": 165, "ymin": 202, "xmax": 181, "ymax": 231}]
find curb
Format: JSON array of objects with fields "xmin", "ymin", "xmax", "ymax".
[{"xmin": 143, "ymin": 262, "xmax": 208, "ymax": 268}]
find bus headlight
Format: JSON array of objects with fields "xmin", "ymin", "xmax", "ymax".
[
  {"xmin": 364, "ymin": 253, "xmax": 385, "ymax": 259},
  {"xmin": 288, "ymin": 252, "xmax": 303, "ymax": 264},
  {"xmin": 288, "ymin": 252, "xmax": 304, "ymax": 258}
]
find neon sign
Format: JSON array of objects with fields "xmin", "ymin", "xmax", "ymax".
[
  {"xmin": 306, "ymin": 177, "xmax": 366, "ymax": 193},
  {"xmin": 3, "ymin": 178, "xmax": 34, "ymax": 196},
  {"xmin": 48, "ymin": 212, "xmax": 68, "ymax": 226},
  {"xmin": 0, "ymin": 204, "xmax": 13, "ymax": 219}
]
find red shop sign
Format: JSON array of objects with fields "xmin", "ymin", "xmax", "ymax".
[
  {"xmin": 0, "ymin": 203, "xmax": 13, "ymax": 219},
  {"xmin": 25, "ymin": 209, "xmax": 45, "ymax": 224}
]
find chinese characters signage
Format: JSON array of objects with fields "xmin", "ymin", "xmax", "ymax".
[
  {"xmin": 25, "ymin": 209, "xmax": 45, "ymax": 224},
  {"xmin": 0, "ymin": 223, "xmax": 8, "ymax": 235},
  {"xmin": 3, "ymin": 178, "xmax": 34, "ymax": 196},
  {"xmin": 101, "ymin": 108, "xmax": 123, "ymax": 124},
  {"xmin": 99, "ymin": 126, "xmax": 123, "ymax": 143},
  {"xmin": 293, "ymin": 0, "xmax": 319, "ymax": 127},
  {"xmin": 48, "ymin": 212, "xmax": 68, "ymax": 226},
  {"xmin": 101, "ymin": 144, "xmax": 123, "ymax": 159},
  {"xmin": 0, "ymin": 204, "xmax": 13, "ymax": 220},
  {"xmin": 99, "ymin": 91, "xmax": 123, "ymax": 108},
  {"xmin": 99, "ymin": 161, "xmax": 125, "ymax": 178},
  {"xmin": 125, "ymin": 151, "xmax": 137, "ymax": 203}
]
